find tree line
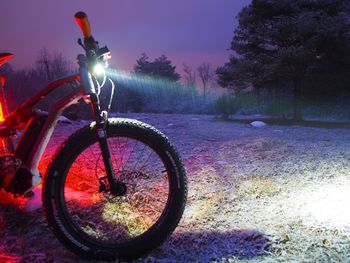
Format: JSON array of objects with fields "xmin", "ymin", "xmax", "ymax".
[
  {"xmin": 2, "ymin": 0, "xmax": 350, "ymax": 121},
  {"xmin": 0, "ymin": 49, "xmax": 217, "ymax": 117}
]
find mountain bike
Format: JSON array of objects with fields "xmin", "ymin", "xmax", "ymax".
[{"xmin": 0, "ymin": 11, "xmax": 187, "ymax": 261}]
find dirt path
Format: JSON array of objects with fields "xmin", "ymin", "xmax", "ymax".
[{"xmin": 0, "ymin": 113, "xmax": 349, "ymax": 262}]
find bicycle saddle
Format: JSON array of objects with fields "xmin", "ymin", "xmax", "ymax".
[{"xmin": 0, "ymin": 53, "xmax": 14, "ymax": 67}]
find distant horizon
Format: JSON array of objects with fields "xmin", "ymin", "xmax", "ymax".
[{"xmin": 0, "ymin": 0, "xmax": 251, "ymax": 76}]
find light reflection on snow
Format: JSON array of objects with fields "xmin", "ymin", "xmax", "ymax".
[{"xmin": 292, "ymin": 178, "xmax": 350, "ymax": 229}]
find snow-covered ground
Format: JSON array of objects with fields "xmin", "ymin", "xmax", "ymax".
[{"xmin": 0, "ymin": 113, "xmax": 350, "ymax": 262}]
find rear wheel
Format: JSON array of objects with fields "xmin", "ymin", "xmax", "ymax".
[{"xmin": 43, "ymin": 118, "xmax": 187, "ymax": 261}]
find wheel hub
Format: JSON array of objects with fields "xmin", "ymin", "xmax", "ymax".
[{"xmin": 98, "ymin": 176, "xmax": 127, "ymax": 196}]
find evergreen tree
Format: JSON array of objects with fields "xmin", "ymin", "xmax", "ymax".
[
  {"xmin": 133, "ymin": 53, "xmax": 180, "ymax": 82},
  {"xmin": 218, "ymin": 0, "xmax": 350, "ymax": 120}
]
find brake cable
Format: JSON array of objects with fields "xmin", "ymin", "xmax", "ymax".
[
  {"xmin": 107, "ymin": 78, "xmax": 115, "ymax": 114},
  {"xmin": 95, "ymin": 72, "xmax": 107, "ymax": 96},
  {"xmin": 94, "ymin": 74, "xmax": 115, "ymax": 117}
]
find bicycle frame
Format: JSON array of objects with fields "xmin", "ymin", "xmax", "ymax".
[{"xmin": 0, "ymin": 54, "xmax": 115, "ymax": 194}]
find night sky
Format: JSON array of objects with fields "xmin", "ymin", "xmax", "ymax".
[{"xmin": 0, "ymin": 0, "xmax": 250, "ymax": 74}]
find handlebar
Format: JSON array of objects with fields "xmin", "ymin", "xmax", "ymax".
[
  {"xmin": 74, "ymin": 11, "xmax": 111, "ymax": 81},
  {"xmin": 74, "ymin": 11, "xmax": 102, "ymax": 57},
  {"xmin": 74, "ymin": 11, "xmax": 92, "ymax": 38}
]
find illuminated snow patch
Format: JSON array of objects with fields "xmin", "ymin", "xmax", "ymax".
[{"xmin": 293, "ymin": 179, "xmax": 350, "ymax": 229}]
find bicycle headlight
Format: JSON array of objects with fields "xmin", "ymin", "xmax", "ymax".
[
  {"xmin": 93, "ymin": 63, "xmax": 105, "ymax": 76},
  {"xmin": 91, "ymin": 48, "xmax": 111, "ymax": 77}
]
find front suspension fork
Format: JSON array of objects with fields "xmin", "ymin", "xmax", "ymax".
[{"xmin": 90, "ymin": 94, "xmax": 126, "ymax": 196}]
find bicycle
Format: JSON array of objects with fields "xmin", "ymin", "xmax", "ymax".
[{"xmin": 0, "ymin": 11, "xmax": 187, "ymax": 261}]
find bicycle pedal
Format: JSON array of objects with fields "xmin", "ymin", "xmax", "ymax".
[
  {"xmin": 23, "ymin": 186, "xmax": 42, "ymax": 212},
  {"xmin": 22, "ymin": 190, "xmax": 34, "ymax": 198}
]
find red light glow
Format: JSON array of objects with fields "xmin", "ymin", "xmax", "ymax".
[{"xmin": 0, "ymin": 103, "xmax": 4, "ymax": 122}]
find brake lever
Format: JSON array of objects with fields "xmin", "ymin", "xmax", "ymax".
[{"xmin": 77, "ymin": 38, "xmax": 86, "ymax": 51}]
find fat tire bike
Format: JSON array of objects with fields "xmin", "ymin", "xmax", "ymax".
[{"xmin": 0, "ymin": 11, "xmax": 187, "ymax": 261}]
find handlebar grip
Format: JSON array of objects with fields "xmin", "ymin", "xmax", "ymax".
[{"xmin": 74, "ymin": 11, "xmax": 92, "ymax": 38}]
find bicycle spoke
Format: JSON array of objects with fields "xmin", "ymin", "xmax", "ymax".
[{"xmin": 63, "ymin": 135, "xmax": 169, "ymax": 244}]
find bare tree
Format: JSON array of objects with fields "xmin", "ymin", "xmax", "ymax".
[
  {"xmin": 51, "ymin": 53, "xmax": 73, "ymax": 79},
  {"xmin": 36, "ymin": 49, "xmax": 73, "ymax": 81},
  {"xmin": 182, "ymin": 63, "xmax": 196, "ymax": 86},
  {"xmin": 197, "ymin": 62, "xmax": 215, "ymax": 98},
  {"xmin": 36, "ymin": 48, "xmax": 52, "ymax": 81}
]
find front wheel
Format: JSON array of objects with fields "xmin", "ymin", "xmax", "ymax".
[{"xmin": 42, "ymin": 118, "xmax": 187, "ymax": 261}]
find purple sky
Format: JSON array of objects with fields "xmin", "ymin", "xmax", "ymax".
[{"xmin": 0, "ymin": 0, "xmax": 250, "ymax": 74}]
